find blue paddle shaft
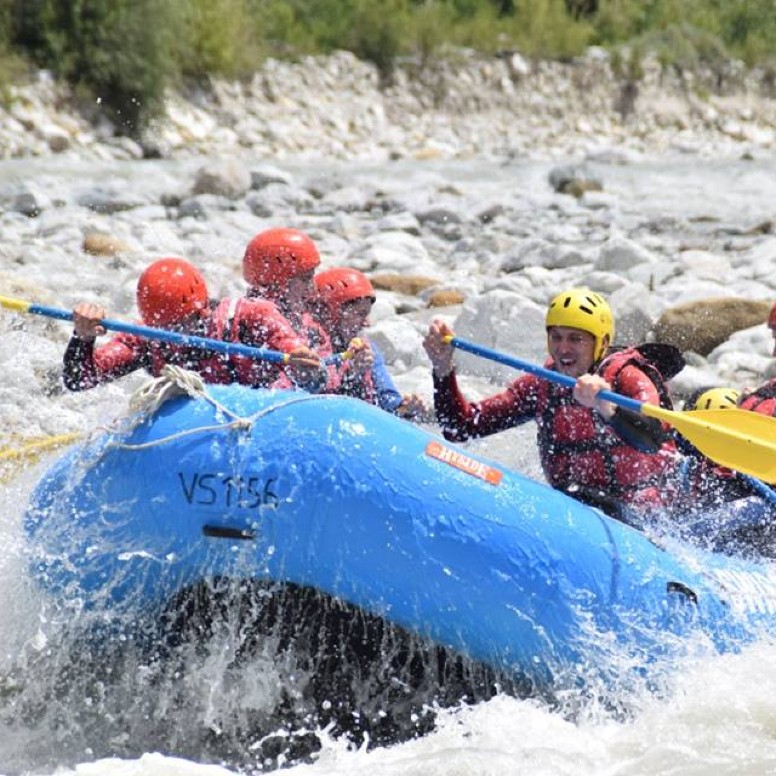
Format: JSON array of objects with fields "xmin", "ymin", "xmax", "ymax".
[
  {"xmin": 449, "ymin": 337, "xmax": 644, "ymax": 414},
  {"xmin": 30, "ymin": 302, "xmax": 291, "ymax": 364}
]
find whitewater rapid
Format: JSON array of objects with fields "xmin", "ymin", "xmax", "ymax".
[{"xmin": 2, "ymin": 153, "xmax": 776, "ymax": 775}]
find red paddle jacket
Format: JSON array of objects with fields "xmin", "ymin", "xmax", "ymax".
[
  {"xmin": 740, "ymin": 378, "xmax": 776, "ymax": 417},
  {"xmin": 63, "ymin": 320, "xmax": 213, "ymax": 391},
  {"xmin": 63, "ymin": 298, "xmax": 332, "ymax": 392}
]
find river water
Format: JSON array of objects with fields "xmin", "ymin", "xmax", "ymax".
[{"xmin": 1, "ymin": 153, "xmax": 776, "ymax": 775}]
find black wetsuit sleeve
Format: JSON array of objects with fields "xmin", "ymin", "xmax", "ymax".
[
  {"xmin": 63, "ymin": 335, "xmax": 98, "ymax": 391},
  {"xmin": 608, "ymin": 407, "xmax": 669, "ymax": 453}
]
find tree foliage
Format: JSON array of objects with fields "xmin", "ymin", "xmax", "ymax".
[{"xmin": 1, "ymin": 0, "xmax": 774, "ymax": 134}]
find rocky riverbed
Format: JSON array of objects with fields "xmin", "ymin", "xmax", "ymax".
[
  {"xmin": 4, "ymin": 49, "xmax": 776, "ymax": 162},
  {"xmin": 2, "ymin": 47, "xmax": 776, "ymax": 776},
  {"xmin": 1, "ymin": 50, "xmax": 776, "ymax": 464}
]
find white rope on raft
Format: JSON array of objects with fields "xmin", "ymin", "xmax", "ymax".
[
  {"xmin": 103, "ymin": 364, "xmax": 338, "ymax": 452},
  {"xmin": 128, "ymin": 363, "xmax": 210, "ymax": 415}
]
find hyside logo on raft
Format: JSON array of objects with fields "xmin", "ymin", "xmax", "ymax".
[
  {"xmin": 424, "ymin": 441, "xmax": 503, "ymax": 485},
  {"xmin": 178, "ymin": 471, "xmax": 280, "ymax": 510}
]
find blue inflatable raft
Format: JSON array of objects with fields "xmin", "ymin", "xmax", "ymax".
[{"xmin": 23, "ymin": 382, "xmax": 776, "ymax": 688}]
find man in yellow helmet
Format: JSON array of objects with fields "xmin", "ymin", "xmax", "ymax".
[{"xmin": 423, "ymin": 288, "xmax": 679, "ymax": 521}]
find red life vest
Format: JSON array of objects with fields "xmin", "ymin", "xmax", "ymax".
[
  {"xmin": 739, "ymin": 379, "xmax": 776, "ymax": 417},
  {"xmin": 204, "ymin": 297, "xmax": 342, "ymax": 391},
  {"xmin": 202, "ymin": 297, "xmax": 307, "ymax": 387},
  {"xmin": 534, "ymin": 348, "xmax": 675, "ymax": 506}
]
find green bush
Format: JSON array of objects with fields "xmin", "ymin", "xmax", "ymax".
[
  {"xmin": 4, "ymin": 0, "xmax": 776, "ymax": 136},
  {"xmin": 0, "ymin": 1, "xmax": 30, "ymax": 96},
  {"xmin": 11, "ymin": 0, "xmax": 178, "ymax": 136},
  {"xmin": 406, "ymin": 1, "xmax": 455, "ymax": 66},
  {"xmin": 247, "ymin": 0, "xmax": 317, "ymax": 58},
  {"xmin": 509, "ymin": 0, "xmax": 594, "ymax": 59},
  {"xmin": 346, "ymin": 0, "xmax": 410, "ymax": 82},
  {"xmin": 716, "ymin": 0, "xmax": 776, "ymax": 66},
  {"xmin": 657, "ymin": 24, "xmax": 729, "ymax": 71},
  {"xmin": 174, "ymin": 0, "xmax": 262, "ymax": 81},
  {"xmin": 445, "ymin": 4, "xmax": 509, "ymax": 55}
]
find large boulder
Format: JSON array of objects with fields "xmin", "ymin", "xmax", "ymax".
[
  {"xmin": 548, "ymin": 164, "xmax": 603, "ymax": 198},
  {"xmin": 192, "ymin": 160, "xmax": 252, "ymax": 199},
  {"xmin": 452, "ymin": 290, "xmax": 547, "ymax": 382},
  {"xmin": 371, "ymin": 273, "xmax": 440, "ymax": 296},
  {"xmin": 651, "ymin": 297, "xmax": 772, "ymax": 356},
  {"xmin": 82, "ymin": 231, "xmax": 133, "ymax": 256}
]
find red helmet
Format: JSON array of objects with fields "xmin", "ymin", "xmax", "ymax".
[
  {"xmin": 314, "ymin": 267, "xmax": 375, "ymax": 324},
  {"xmin": 769, "ymin": 301, "xmax": 776, "ymax": 329},
  {"xmin": 136, "ymin": 257, "xmax": 208, "ymax": 326},
  {"xmin": 243, "ymin": 228, "xmax": 320, "ymax": 288}
]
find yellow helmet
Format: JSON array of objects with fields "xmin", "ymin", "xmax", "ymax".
[
  {"xmin": 689, "ymin": 387, "xmax": 741, "ymax": 411},
  {"xmin": 545, "ymin": 288, "xmax": 614, "ymax": 361}
]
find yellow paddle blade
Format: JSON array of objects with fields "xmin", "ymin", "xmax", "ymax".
[{"xmin": 641, "ymin": 405, "xmax": 776, "ymax": 483}]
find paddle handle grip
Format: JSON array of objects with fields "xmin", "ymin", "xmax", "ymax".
[{"xmin": 448, "ymin": 336, "xmax": 644, "ymax": 414}]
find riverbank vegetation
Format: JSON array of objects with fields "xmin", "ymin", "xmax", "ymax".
[{"xmin": 1, "ymin": 0, "xmax": 774, "ymax": 135}]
